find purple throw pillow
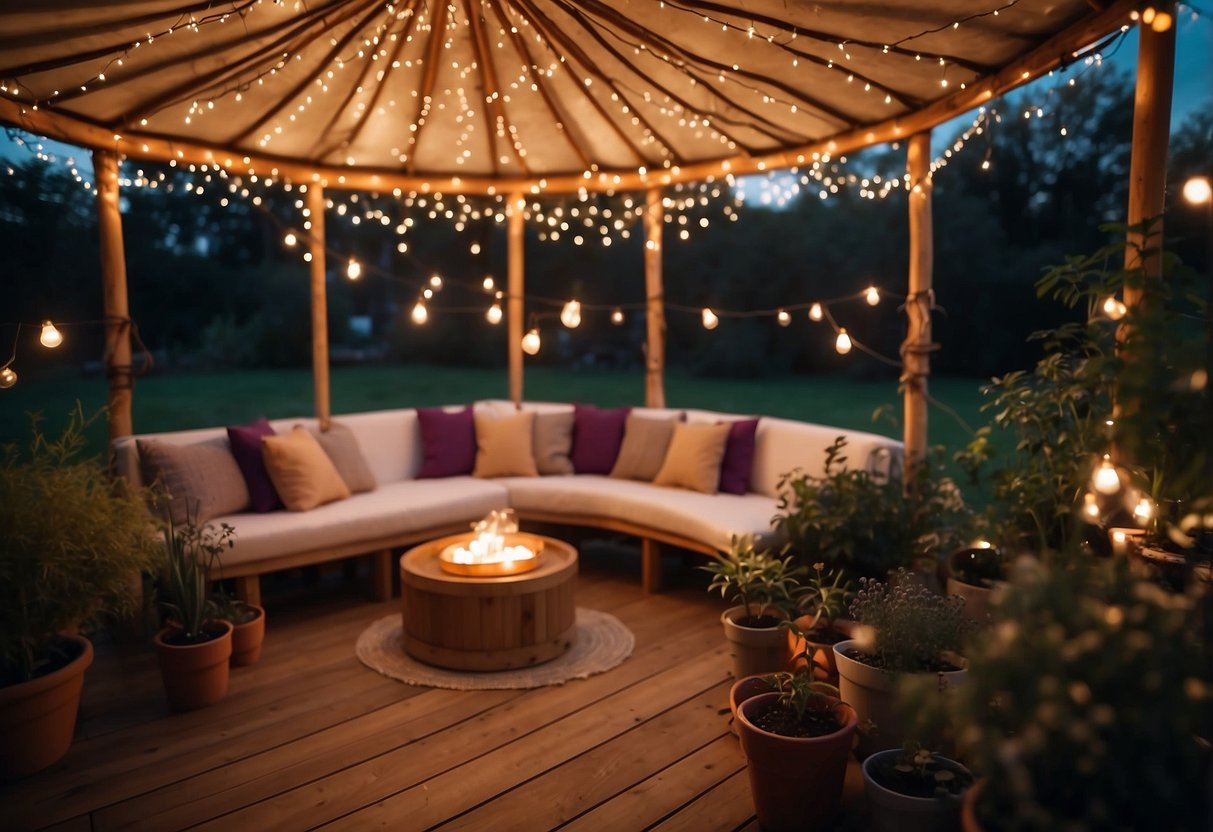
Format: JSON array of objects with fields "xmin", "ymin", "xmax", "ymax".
[
  {"xmin": 416, "ymin": 406, "xmax": 476, "ymax": 478},
  {"xmin": 718, "ymin": 418, "xmax": 759, "ymax": 495},
  {"xmin": 571, "ymin": 404, "xmax": 631, "ymax": 474},
  {"xmin": 226, "ymin": 417, "xmax": 282, "ymax": 512}
]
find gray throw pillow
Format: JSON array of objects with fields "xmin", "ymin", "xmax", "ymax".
[
  {"xmin": 311, "ymin": 421, "xmax": 377, "ymax": 493},
  {"xmin": 137, "ymin": 437, "xmax": 251, "ymax": 524},
  {"xmin": 533, "ymin": 411, "xmax": 574, "ymax": 475},
  {"xmin": 610, "ymin": 414, "xmax": 679, "ymax": 482}
]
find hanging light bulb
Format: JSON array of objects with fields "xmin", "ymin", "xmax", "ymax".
[
  {"xmin": 411, "ymin": 300, "xmax": 428, "ymax": 324},
  {"xmin": 1083, "ymin": 491, "xmax": 1101, "ymax": 520},
  {"xmin": 560, "ymin": 300, "xmax": 582, "ymax": 328},
  {"xmin": 776, "ymin": 309, "xmax": 791, "ymax": 327},
  {"xmin": 865, "ymin": 286, "xmax": 880, "ymax": 306},
  {"xmin": 1133, "ymin": 496, "xmax": 1154, "ymax": 523},
  {"xmin": 39, "ymin": 321, "xmax": 63, "ymax": 348},
  {"xmin": 702, "ymin": 308, "xmax": 719, "ymax": 330},
  {"xmin": 429, "ymin": 274, "xmax": 443, "ymax": 290},
  {"xmin": 1093, "ymin": 454, "xmax": 1121, "ymax": 495},
  {"xmin": 1102, "ymin": 296, "xmax": 1127, "ymax": 321},
  {"xmin": 835, "ymin": 328, "xmax": 852, "ymax": 355},
  {"xmin": 809, "ymin": 302, "xmax": 824, "ymax": 321},
  {"xmin": 611, "ymin": 308, "xmax": 625, "ymax": 325},
  {"xmin": 486, "ymin": 303, "xmax": 503, "ymax": 325},
  {"xmin": 0, "ymin": 366, "xmax": 16, "ymax": 388},
  {"xmin": 521, "ymin": 328, "xmax": 541, "ymax": 355},
  {"xmin": 422, "ymin": 288, "xmax": 434, "ymax": 300},
  {"xmin": 483, "ymin": 275, "xmax": 495, "ymax": 292},
  {"xmin": 346, "ymin": 258, "xmax": 361, "ymax": 280},
  {"xmin": 283, "ymin": 231, "xmax": 298, "ymax": 247}
]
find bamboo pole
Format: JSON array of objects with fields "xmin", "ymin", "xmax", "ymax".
[
  {"xmin": 93, "ymin": 150, "xmax": 133, "ymax": 443},
  {"xmin": 307, "ymin": 182, "xmax": 331, "ymax": 429},
  {"xmin": 508, "ymin": 191, "xmax": 525, "ymax": 405},
  {"xmin": 644, "ymin": 187, "xmax": 666, "ymax": 408},
  {"xmin": 902, "ymin": 131, "xmax": 934, "ymax": 487}
]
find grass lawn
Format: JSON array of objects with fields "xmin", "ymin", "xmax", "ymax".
[{"xmin": 0, "ymin": 363, "xmax": 993, "ymax": 472}]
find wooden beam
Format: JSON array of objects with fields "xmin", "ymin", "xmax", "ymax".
[
  {"xmin": 307, "ymin": 182, "xmax": 331, "ymax": 429},
  {"xmin": 508, "ymin": 191, "xmax": 525, "ymax": 405},
  {"xmin": 1123, "ymin": 8, "xmax": 1177, "ymax": 295},
  {"xmin": 902, "ymin": 131, "xmax": 933, "ymax": 487},
  {"xmin": 93, "ymin": 150, "xmax": 133, "ymax": 443},
  {"xmin": 644, "ymin": 187, "xmax": 665, "ymax": 409}
]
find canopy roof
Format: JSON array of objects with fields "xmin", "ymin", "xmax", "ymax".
[{"xmin": 0, "ymin": 0, "xmax": 1134, "ymax": 193}]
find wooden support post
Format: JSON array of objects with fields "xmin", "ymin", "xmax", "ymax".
[
  {"xmin": 307, "ymin": 183, "xmax": 331, "ymax": 429},
  {"xmin": 644, "ymin": 187, "xmax": 666, "ymax": 409},
  {"xmin": 1123, "ymin": 8, "xmax": 1176, "ymax": 298},
  {"xmin": 641, "ymin": 538, "xmax": 663, "ymax": 594},
  {"xmin": 234, "ymin": 575, "xmax": 262, "ymax": 609},
  {"xmin": 902, "ymin": 131, "xmax": 934, "ymax": 488},
  {"xmin": 508, "ymin": 191, "xmax": 525, "ymax": 405},
  {"xmin": 370, "ymin": 549, "xmax": 394, "ymax": 602},
  {"xmin": 94, "ymin": 150, "xmax": 133, "ymax": 443}
]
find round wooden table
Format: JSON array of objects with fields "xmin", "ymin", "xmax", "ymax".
[{"xmin": 399, "ymin": 533, "xmax": 578, "ymax": 671}]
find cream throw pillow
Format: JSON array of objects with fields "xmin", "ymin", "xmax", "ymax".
[
  {"xmin": 312, "ymin": 421, "xmax": 377, "ymax": 493},
  {"xmin": 610, "ymin": 414, "xmax": 678, "ymax": 481},
  {"xmin": 261, "ymin": 426, "xmax": 351, "ymax": 511},
  {"xmin": 653, "ymin": 422, "xmax": 731, "ymax": 494},
  {"xmin": 474, "ymin": 412, "xmax": 539, "ymax": 478},
  {"xmin": 533, "ymin": 411, "xmax": 574, "ymax": 475},
  {"xmin": 137, "ymin": 437, "xmax": 250, "ymax": 525}
]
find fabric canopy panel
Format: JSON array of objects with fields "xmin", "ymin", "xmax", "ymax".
[{"xmin": 0, "ymin": 0, "xmax": 1129, "ymax": 191}]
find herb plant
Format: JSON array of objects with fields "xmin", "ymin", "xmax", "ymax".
[
  {"xmin": 848, "ymin": 570, "xmax": 972, "ymax": 673},
  {"xmin": 157, "ymin": 516, "xmax": 235, "ymax": 643},
  {"xmin": 868, "ymin": 743, "xmax": 973, "ymax": 799},
  {"xmin": 702, "ymin": 536, "xmax": 800, "ymax": 625},
  {"xmin": 793, "ymin": 562, "xmax": 855, "ymax": 633}
]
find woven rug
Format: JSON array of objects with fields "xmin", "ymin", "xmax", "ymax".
[{"xmin": 355, "ymin": 608, "xmax": 634, "ymax": 690}]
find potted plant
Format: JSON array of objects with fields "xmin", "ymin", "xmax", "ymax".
[
  {"xmin": 862, "ymin": 743, "xmax": 974, "ymax": 832},
  {"xmin": 0, "ymin": 407, "xmax": 161, "ymax": 777},
  {"xmin": 154, "ymin": 516, "xmax": 236, "ymax": 711},
  {"xmin": 735, "ymin": 670, "xmax": 857, "ymax": 832},
  {"xmin": 786, "ymin": 562, "xmax": 855, "ymax": 682},
  {"xmin": 944, "ymin": 545, "xmax": 1005, "ymax": 626},
  {"xmin": 703, "ymin": 537, "xmax": 801, "ymax": 678},
  {"xmin": 833, "ymin": 569, "xmax": 972, "ymax": 759},
  {"xmin": 212, "ymin": 588, "xmax": 265, "ymax": 667}
]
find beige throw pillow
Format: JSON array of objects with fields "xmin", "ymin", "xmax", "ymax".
[
  {"xmin": 653, "ymin": 422, "xmax": 731, "ymax": 494},
  {"xmin": 137, "ymin": 438, "xmax": 250, "ymax": 525},
  {"xmin": 474, "ymin": 412, "xmax": 539, "ymax": 478},
  {"xmin": 610, "ymin": 414, "xmax": 678, "ymax": 481},
  {"xmin": 312, "ymin": 421, "xmax": 377, "ymax": 493},
  {"xmin": 261, "ymin": 426, "xmax": 351, "ymax": 511},
  {"xmin": 532, "ymin": 411, "xmax": 574, "ymax": 475}
]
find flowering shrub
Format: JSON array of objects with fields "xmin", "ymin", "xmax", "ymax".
[{"xmin": 848, "ymin": 570, "xmax": 972, "ymax": 672}]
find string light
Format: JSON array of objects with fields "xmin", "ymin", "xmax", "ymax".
[
  {"xmin": 1133, "ymin": 496, "xmax": 1154, "ymax": 523},
  {"xmin": 777, "ymin": 309, "xmax": 791, "ymax": 327},
  {"xmin": 808, "ymin": 303, "xmax": 824, "ymax": 322},
  {"xmin": 521, "ymin": 328, "xmax": 541, "ymax": 355},
  {"xmin": 835, "ymin": 328, "xmax": 852, "ymax": 354},
  {"xmin": 702, "ymin": 308, "xmax": 720, "ymax": 330},
  {"xmin": 39, "ymin": 321, "xmax": 63, "ymax": 348},
  {"xmin": 346, "ymin": 258, "xmax": 361, "ymax": 280},
  {"xmin": 483, "ymin": 276, "xmax": 496, "ymax": 291},
  {"xmin": 1083, "ymin": 491, "xmax": 1101, "ymax": 520},
  {"xmin": 0, "ymin": 367, "xmax": 15, "ymax": 388},
  {"xmin": 1183, "ymin": 176, "xmax": 1212, "ymax": 206},
  {"xmin": 411, "ymin": 300, "xmax": 428, "ymax": 324},
  {"xmin": 1102, "ymin": 296, "xmax": 1127, "ymax": 321},
  {"xmin": 283, "ymin": 231, "xmax": 297, "ymax": 247},
  {"xmin": 864, "ymin": 286, "xmax": 880, "ymax": 306},
  {"xmin": 560, "ymin": 300, "xmax": 582, "ymax": 329},
  {"xmin": 486, "ymin": 303, "xmax": 503, "ymax": 325},
  {"xmin": 429, "ymin": 274, "xmax": 443, "ymax": 290},
  {"xmin": 611, "ymin": 308, "xmax": 625, "ymax": 325},
  {"xmin": 1093, "ymin": 454, "xmax": 1121, "ymax": 495}
]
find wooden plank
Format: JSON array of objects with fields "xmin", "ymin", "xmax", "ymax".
[
  {"xmin": 558, "ymin": 734, "xmax": 747, "ymax": 832},
  {"xmin": 648, "ymin": 768, "xmax": 756, "ymax": 832}
]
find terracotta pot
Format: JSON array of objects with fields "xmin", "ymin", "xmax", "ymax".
[
  {"xmin": 229, "ymin": 605, "xmax": 266, "ymax": 667},
  {"xmin": 788, "ymin": 617, "xmax": 854, "ymax": 682},
  {"xmin": 154, "ymin": 621, "xmax": 233, "ymax": 711},
  {"xmin": 862, "ymin": 748, "xmax": 972, "ymax": 832},
  {"xmin": 961, "ymin": 779, "xmax": 985, "ymax": 832},
  {"xmin": 736, "ymin": 692, "xmax": 857, "ymax": 832},
  {"xmin": 727, "ymin": 675, "xmax": 776, "ymax": 737},
  {"xmin": 721, "ymin": 606, "xmax": 789, "ymax": 679},
  {"xmin": 945, "ymin": 578, "xmax": 1000, "ymax": 626},
  {"xmin": 833, "ymin": 639, "xmax": 968, "ymax": 760},
  {"xmin": 0, "ymin": 635, "xmax": 93, "ymax": 778}
]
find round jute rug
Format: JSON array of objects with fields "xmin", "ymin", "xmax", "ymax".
[{"xmin": 355, "ymin": 608, "xmax": 634, "ymax": 690}]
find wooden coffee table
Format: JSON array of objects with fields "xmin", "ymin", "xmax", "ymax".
[{"xmin": 399, "ymin": 533, "xmax": 578, "ymax": 671}]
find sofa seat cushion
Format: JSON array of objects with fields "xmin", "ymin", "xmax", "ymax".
[
  {"xmin": 212, "ymin": 478, "xmax": 509, "ymax": 567},
  {"xmin": 501, "ymin": 475, "xmax": 778, "ymax": 553}
]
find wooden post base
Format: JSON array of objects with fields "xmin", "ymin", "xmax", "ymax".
[
  {"xmin": 370, "ymin": 549, "xmax": 394, "ymax": 602},
  {"xmin": 234, "ymin": 575, "xmax": 262, "ymax": 608},
  {"xmin": 642, "ymin": 538, "xmax": 663, "ymax": 594}
]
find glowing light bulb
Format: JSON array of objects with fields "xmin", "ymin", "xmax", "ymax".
[
  {"xmin": 611, "ymin": 308, "xmax": 624, "ymax": 325},
  {"xmin": 0, "ymin": 366, "xmax": 16, "ymax": 388},
  {"xmin": 865, "ymin": 286, "xmax": 880, "ymax": 306},
  {"xmin": 835, "ymin": 328, "xmax": 852, "ymax": 355},
  {"xmin": 486, "ymin": 303, "xmax": 503, "ymax": 325},
  {"xmin": 429, "ymin": 274, "xmax": 443, "ymax": 290},
  {"xmin": 283, "ymin": 231, "xmax": 297, "ymax": 247},
  {"xmin": 1133, "ymin": 496, "xmax": 1154, "ymax": 522},
  {"xmin": 809, "ymin": 302, "xmax": 824, "ymax": 321},
  {"xmin": 1102, "ymin": 296, "xmax": 1127, "ymax": 321},
  {"xmin": 411, "ymin": 301, "xmax": 428, "ymax": 324},
  {"xmin": 1183, "ymin": 175, "xmax": 1212, "ymax": 206},
  {"xmin": 1093, "ymin": 455, "xmax": 1121, "ymax": 495},
  {"xmin": 39, "ymin": 321, "xmax": 63, "ymax": 348},
  {"xmin": 702, "ymin": 308, "xmax": 719, "ymax": 330},
  {"xmin": 1083, "ymin": 491, "xmax": 1101, "ymax": 519},
  {"xmin": 560, "ymin": 300, "xmax": 582, "ymax": 328},
  {"xmin": 483, "ymin": 276, "xmax": 495, "ymax": 291},
  {"xmin": 1151, "ymin": 10, "xmax": 1172, "ymax": 31},
  {"xmin": 346, "ymin": 258, "xmax": 361, "ymax": 280},
  {"xmin": 777, "ymin": 309, "xmax": 791, "ymax": 327},
  {"xmin": 521, "ymin": 328, "xmax": 541, "ymax": 355}
]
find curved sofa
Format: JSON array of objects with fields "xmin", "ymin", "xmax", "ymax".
[{"xmin": 113, "ymin": 400, "xmax": 902, "ymax": 605}]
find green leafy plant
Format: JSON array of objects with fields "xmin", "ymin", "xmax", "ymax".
[
  {"xmin": 848, "ymin": 569, "xmax": 972, "ymax": 673},
  {"xmin": 0, "ymin": 406, "xmax": 161, "ymax": 684},
  {"xmin": 211, "ymin": 588, "xmax": 260, "ymax": 625},
  {"xmin": 157, "ymin": 515, "xmax": 235, "ymax": 643},
  {"xmin": 792, "ymin": 562, "xmax": 855, "ymax": 633},
  {"xmin": 702, "ymin": 536, "xmax": 801, "ymax": 625},
  {"xmin": 774, "ymin": 437, "xmax": 973, "ymax": 580}
]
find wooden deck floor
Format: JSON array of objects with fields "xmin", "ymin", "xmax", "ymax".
[{"xmin": 1, "ymin": 543, "xmax": 865, "ymax": 832}]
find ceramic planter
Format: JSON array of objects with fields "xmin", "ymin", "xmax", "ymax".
[
  {"xmin": 0, "ymin": 635, "xmax": 93, "ymax": 778},
  {"xmin": 945, "ymin": 577, "xmax": 998, "ymax": 626},
  {"xmin": 862, "ymin": 749, "xmax": 973, "ymax": 832},
  {"xmin": 833, "ymin": 639, "xmax": 968, "ymax": 759},
  {"xmin": 721, "ymin": 606, "xmax": 789, "ymax": 679},
  {"xmin": 788, "ymin": 617, "xmax": 854, "ymax": 682},
  {"xmin": 229, "ymin": 604, "xmax": 266, "ymax": 667},
  {"xmin": 154, "ymin": 620, "xmax": 233, "ymax": 711},
  {"xmin": 736, "ymin": 691, "xmax": 857, "ymax": 832}
]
